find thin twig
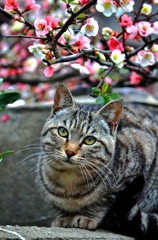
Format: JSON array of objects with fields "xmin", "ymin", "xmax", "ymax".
[
  {"xmin": 133, "ymin": 0, "xmax": 146, "ymax": 24},
  {"xmin": 97, "ymin": 64, "xmax": 114, "ymax": 89}
]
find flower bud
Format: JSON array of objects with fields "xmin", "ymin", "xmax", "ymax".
[
  {"xmin": 151, "ymin": 44, "xmax": 158, "ymax": 52},
  {"xmin": 13, "ymin": 15, "xmax": 25, "ymax": 23},
  {"xmin": 102, "ymin": 27, "xmax": 113, "ymax": 40},
  {"xmin": 47, "ymin": 26, "xmax": 54, "ymax": 34},
  {"xmin": 41, "ymin": 49, "xmax": 50, "ymax": 55},
  {"xmin": 7, "ymin": 10, "xmax": 17, "ymax": 14},
  {"xmin": 96, "ymin": 52, "xmax": 106, "ymax": 61},
  {"xmin": 125, "ymin": 45, "xmax": 134, "ymax": 52}
]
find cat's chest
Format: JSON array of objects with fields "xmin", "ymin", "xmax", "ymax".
[{"xmin": 44, "ymin": 164, "xmax": 108, "ymax": 211}]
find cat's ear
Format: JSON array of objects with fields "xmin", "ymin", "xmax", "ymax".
[
  {"xmin": 97, "ymin": 99, "xmax": 123, "ymax": 131},
  {"xmin": 52, "ymin": 83, "xmax": 76, "ymax": 114}
]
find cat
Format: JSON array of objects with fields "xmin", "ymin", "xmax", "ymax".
[{"xmin": 36, "ymin": 83, "xmax": 158, "ymax": 239}]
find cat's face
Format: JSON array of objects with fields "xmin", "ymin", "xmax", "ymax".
[{"xmin": 41, "ymin": 83, "xmax": 123, "ymax": 173}]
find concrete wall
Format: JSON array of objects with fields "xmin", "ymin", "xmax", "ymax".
[{"xmin": 0, "ymin": 104, "xmax": 54, "ymax": 227}]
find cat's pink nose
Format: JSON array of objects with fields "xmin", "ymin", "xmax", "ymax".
[{"xmin": 65, "ymin": 150, "xmax": 75, "ymax": 158}]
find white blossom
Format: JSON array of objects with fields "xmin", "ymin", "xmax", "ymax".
[
  {"xmin": 110, "ymin": 49, "xmax": 125, "ymax": 68},
  {"xmin": 96, "ymin": 0, "xmax": 117, "ymax": 17},
  {"xmin": 78, "ymin": 18, "xmax": 99, "ymax": 37}
]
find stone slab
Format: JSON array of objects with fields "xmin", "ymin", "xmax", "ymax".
[{"xmin": 0, "ymin": 226, "xmax": 134, "ymax": 240}]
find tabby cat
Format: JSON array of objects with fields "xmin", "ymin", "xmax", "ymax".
[{"xmin": 36, "ymin": 83, "xmax": 158, "ymax": 239}]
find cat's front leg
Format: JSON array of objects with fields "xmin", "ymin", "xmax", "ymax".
[
  {"xmin": 52, "ymin": 215, "xmax": 98, "ymax": 230},
  {"xmin": 51, "ymin": 204, "xmax": 109, "ymax": 230},
  {"xmin": 70, "ymin": 215, "xmax": 98, "ymax": 230},
  {"xmin": 52, "ymin": 215, "xmax": 74, "ymax": 228}
]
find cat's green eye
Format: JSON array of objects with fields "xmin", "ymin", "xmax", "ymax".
[
  {"xmin": 58, "ymin": 127, "xmax": 68, "ymax": 138},
  {"xmin": 84, "ymin": 136, "xmax": 96, "ymax": 145}
]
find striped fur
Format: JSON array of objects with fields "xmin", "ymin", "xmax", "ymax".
[{"xmin": 36, "ymin": 83, "xmax": 158, "ymax": 238}]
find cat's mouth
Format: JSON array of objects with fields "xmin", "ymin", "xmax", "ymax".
[{"xmin": 64, "ymin": 158, "xmax": 73, "ymax": 164}]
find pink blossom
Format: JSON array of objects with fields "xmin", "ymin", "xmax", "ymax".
[
  {"xmin": 1, "ymin": 82, "xmax": 10, "ymax": 89},
  {"xmin": 153, "ymin": 22, "xmax": 158, "ymax": 34},
  {"xmin": 75, "ymin": 36, "xmax": 91, "ymax": 49},
  {"xmin": 4, "ymin": 0, "xmax": 19, "ymax": 11},
  {"xmin": 107, "ymin": 37, "xmax": 124, "ymax": 52},
  {"xmin": 17, "ymin": 68, "xmax": 23, "ymax": 74},
  {"xmin": 16, "ymin": 83, "xmax": 27, "ymax": 90},
  {"xmin": 80, "ymin": 0, "xmax": 90, "ymax": 5},
  {"xmin": 1, "ymin": 114, "xmax": 9, "ymax": 122},
  {"xmin": 45, "ymin": 16, "xmax": 60, "ymax": 29},
  {"xmin": 130, "ymin": 71, "xmax": 142, "ymax": 85},
  {"xmin": 0, "ymin": 68, "xmax": 9, "ymax": 78},
  {"xmin": 137, "ymin": 21, "xmax": 154, "ymax": 37},
  {"xmin": 120, "ymin": 14, "xmax": 133, "ymax": 27},
  {"xmin": 126, "ymin": 24, "xmax": 139, "ymax": 40},
  {"xmin": 44, "ymin": 65, "xmax": 55, "ymax": 77},
  {"xmin": 34, "ymin": 17, "xmax": 48, "ymax": 35},
  {"xmin": 42, "ymin": 1, "xmax": 50, "ymax": 9},
  {"xmin": 9, "ymin": 69, "xmax": 16, "ymax": 76},
  {"xmin": 152, "ymin": 0, "xmax": 158, "ymax": 4},
  {"xmin": 105, "ymin": 76, "xmax": 112, "ymax": 84},
  {"xmin": 58, "ymin": 36, "xmax": 66, "ymax": 45},
  {"xmin": 25, "ymin": 0, "xmax": 41, "ymax": 11},
  {"xmin": 138, "ymin": 50, "xmax": 155, "ymax": 67},
  {"xmin": 85, "ymin": 60, "xmax": 97, "ymax": 75}
]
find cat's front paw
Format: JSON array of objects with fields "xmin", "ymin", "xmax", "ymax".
[
  {"xmin": 71, "ymin": 215, "xmax": 98, "ymax": 230},
  {"xmin": 52, "ymin": 216, "xmax": 73, "ymax": 228}
]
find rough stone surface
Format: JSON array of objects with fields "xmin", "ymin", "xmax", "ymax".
[
  {"xmin": 0, "ymin": 226, "xmax": 134, "ymax": 239},
  {"xmin": 0, "ymin": 105, "xmax": 54, "ymax": 226}
]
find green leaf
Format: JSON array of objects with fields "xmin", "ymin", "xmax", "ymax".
[
  {"xmin": 102, "ymin": 82, "xmax": 108, "ymax": 94},
  {"xmin": 58, "ymin": 21, "xmax": 64, "ymax": 28},
  {"xmin": 91, "ymin": 87, "xmax": 101, "ymax": 95},
  {"xmin": 0, "ymin": 151, "xmax": 15, "ymax": 159},
  {"xmin": 68, "ymin": 0, "xmax": 75, "ymax": 2},
  {"xmin": 103, "ymin": 95, "xmax": 110, "ymax": 104},
  {"xmin": 0, "ymin": 158, "xmax": 2, "ymax": 162},
  {"xmin": 61, "ymin": 0, "xmax": 66, "ymax": 3},
  {"xmin": 110, "ymin": 93, "xmax": 120, "ymax": 100},
  {"xmin": 76, "ymin": 14, "xmax": 86, "ymax": 19},
  {"xmin": 96, "ymin": 96, "xmax": 105, "ymax": 104},
  {"xmin": 0, "ymin": 78, "xmax": 3, "ymax": 86},
  {"xmin": 106, "ymin": 86, "xmax": 112, "ymax": 93},
  {"xmin": 73, "ymin": 7, "xmax": 79, "ymax": 12},
  {"xmin": 0, "ymin": 91, "xmax": 21, "ymax": 111}
]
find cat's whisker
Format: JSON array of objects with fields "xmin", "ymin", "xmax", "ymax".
[
  {"xmin": 80, "ymin": 162, "xmax": 95, "ymax": 189},
  {"xmin": 14, "ymin": 146, "xmax": 41, "ymax": 158},
  {"xmin": 24, "ymin": 162, "xmax": 38, "ymax": 176},
  {"xmin": 83, "ymin": 161, "xmax": 108, "ymax": 191},
  {"xmin": 80, "ymin": 163, "xmax": 90, "ymax": 191},
  {"xmin": 86, "ymin": 161, "xmax": 112, "ymax": 187},
  {"xmin": 79, "ymin": 165, "xmax": 86, "ymax": 183},
  {"xmin": 92, "ymin": 160, "xmax": 116, "ymax": 182},
  {"xmin": 19, "ymin": 156, "xmax": 40, "ymax": 168},
  {"xmin": 78, "ymin": 156, "xmax": 113, "ymax": 186},
  {"xmin": 18, "ymin": 152, "xmax": 41, "ymax": 166},
  {"xmin": 80, "ymin": 156, "xmax": 116, "ymax": 183}
]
